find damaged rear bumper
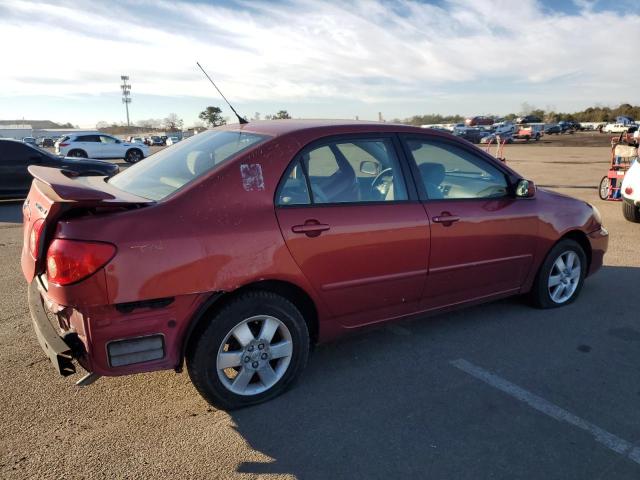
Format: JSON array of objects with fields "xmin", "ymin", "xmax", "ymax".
[{"xmin": 27, "ymin": 280, "xmax": 76, "ymax": 377}]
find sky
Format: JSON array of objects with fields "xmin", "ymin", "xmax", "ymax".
[{"xmin": 1, "ymin": 0, "xmax": 639, "ymax": 128}]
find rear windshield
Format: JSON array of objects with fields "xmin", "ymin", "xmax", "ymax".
[{"xmin": 109, "ymin": 130, "xmax": 269, "ymax": 200}]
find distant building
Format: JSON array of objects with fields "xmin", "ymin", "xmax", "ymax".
[{"xmin": 0, "ymin": 125, "xmax": 33, "ymax": 139}]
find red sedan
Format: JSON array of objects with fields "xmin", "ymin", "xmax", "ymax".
[{"xmin": 22, "ymin": 120, "xmax": 608, "ymax": 409}]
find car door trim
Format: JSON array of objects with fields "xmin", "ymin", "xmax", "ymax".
[
  {"xmin": 429, "ymin": 254, "xmax": 533, "ymax": 274},
  {"xmin": 321, "ymin": 268, "xmax": 429, "ymax": 291}
]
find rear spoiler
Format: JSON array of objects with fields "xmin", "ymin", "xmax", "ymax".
[{"xmin": 28, "ymin": 166, "xmax": 153, "ymax": 205}]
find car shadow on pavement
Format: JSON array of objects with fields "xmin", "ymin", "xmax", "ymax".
[{"xmin": 228, "ymin": 266, "xmax": 640, "ymax": 479}]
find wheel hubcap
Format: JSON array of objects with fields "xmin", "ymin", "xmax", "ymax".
[
  {"xmin": 216, "ymin": 315, "xmax": 293, "ymax": 396},
  {"xmin": 548, "ymin": 250, "xmax": 581, "ymax": 304}
]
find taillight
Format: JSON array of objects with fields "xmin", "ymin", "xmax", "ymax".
[
  {"xmin": 46, "ymin": 239, "xmax": 116, "ymax": 286},
  {"xmin": 625, "ymin": 186, "xmax": 633, "ymax": 195},
  {"xmin": 59, "ymin": 143, "xmax": 69, "ymax": 147},
  {"xmin": 29, "ymin": 218, "xmax": 45, "ymax": 259}
]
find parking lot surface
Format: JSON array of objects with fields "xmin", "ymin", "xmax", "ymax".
[{"xmin": 1, "ymin": 134, "xmax": 639, "ymax": 479}]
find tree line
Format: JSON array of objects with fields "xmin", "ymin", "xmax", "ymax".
[{"xmin": 398, "ymin": 103, "xmax": 640, "ymax": 126}]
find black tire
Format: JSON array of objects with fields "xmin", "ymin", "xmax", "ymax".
[
  {"xmin": 622, "ymin": 201, "xmax": 640, "ymax": 223},
  {"xmin": 125, "ymin": 149, "xmax": 143, "ymax": 163},
  {"xmin": 186, "ymin": 291, "xmax": 310, "ymax": 410},
  {"xmin": 68, "ymin": 149, "xmax": 87, "ymax": 158},
  {"xmin": 598, "ymin": 176, "xmax": 610, "ymax": 200},
  {"xmin": 529, "ymin": 239, "xmax": 587, "ymax": 309}
]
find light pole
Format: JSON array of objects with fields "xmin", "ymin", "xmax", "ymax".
[{"xmin": 120, "ymin": 75, "xmax": 131, "ymax": 128}]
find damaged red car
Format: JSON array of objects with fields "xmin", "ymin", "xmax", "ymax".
[{"xmin": 22, "ymin": 120, "xmax": 608, "ymax": 409}]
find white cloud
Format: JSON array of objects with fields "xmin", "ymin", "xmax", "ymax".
[{"xmin": 0, "ymin": 0, "xmax": 639, "ymax": 115}]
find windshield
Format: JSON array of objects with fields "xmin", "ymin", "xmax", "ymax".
[{"xmin": 109, "ymin": 130, "xmax": 270, "ymax": 201}]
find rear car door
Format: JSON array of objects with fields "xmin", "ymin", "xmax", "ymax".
[
  {"xmin": 75, "ymin": 135, "xmax": 101, "ymax": 158},
  {"xmin": 275, "ymin": 135, "xmax": 430, "ymax": 326},
  {"xmin": 401, "ymin": 135, "xmax": 539, "ymax": 309}
]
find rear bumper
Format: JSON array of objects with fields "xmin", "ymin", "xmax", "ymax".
[
  {"xmin": 587, "ymin": 227, "xmax": 609, "ymax": 276},
  {"xmin": 27, "ymin": 280, "xmax": 76, "ymax": 376}
]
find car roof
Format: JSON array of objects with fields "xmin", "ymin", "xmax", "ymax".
[{"xmin": 215, "ymin": 119, "xmax": 431, "ymax": 138}]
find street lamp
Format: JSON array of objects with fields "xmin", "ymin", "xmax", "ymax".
[{"xmin": 120, "ymin": 75, "xmax": 131, "ymax": 128}]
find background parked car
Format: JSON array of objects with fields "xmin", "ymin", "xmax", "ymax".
[
  {"xmin": 165, "ymin": 136, "xmax": 181, "ymax": 146},
  {"xmin": 465, "ymin": 116, "xmax": 494, "ymax": 126},
  {"xmin": 56, "ymin": 133, "xmax": 149, "ymax": 163},
  {"xmin": 36, "ymin": 137, "xmax": 55, "ymax": 148},
  {"xmin": 544, "ymin": 125, "xmax": 562, "ymax": 135},
  {"xmin": 22, "ymin": 137, "xmax": 36, "ymax": 145},
  {"xmin": 453, "ymin": 127, "xmax": 487, "ymax": 144},
  {"xmin": 148, "ymin": 136, "xmax": 164, "ymax": 146},
  {"xmin": 0, "ymin": 138, "xmax": 118, "ymax": 199},
  {"xmin": 603, "ymin": 123, "xmax": 630, "ymax": 134}
]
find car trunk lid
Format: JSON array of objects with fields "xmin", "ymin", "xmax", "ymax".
[{"xmin": 21, "ymin": 166, "xmax": 153, "ymax": 283}]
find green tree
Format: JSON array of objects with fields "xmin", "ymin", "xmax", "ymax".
[
  {"xmin": 163, "ymin": 113, "xmax": 184, "ymax": 131},
  {"xmin": 198, "ymin": 106, "xmax": 226, "ymax": 127},
  {"xmin": 267, "ymin": 110, "xmax": 291, "ymax": 120}
]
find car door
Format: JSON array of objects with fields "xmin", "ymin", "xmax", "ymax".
[
  {"xmin": 0, "ymin": 141, "xmax": 39, "ymax": 194},
  {"xmin": 99, "ymin": 135, "xmax": 121, "ymax": 158},
  {"xmin": 401, "ymin": 135, "xmax": 539, "ymax": 310},
  {"xmin": 275, "ymin": 135, "xmax": 430, "ymax": 326},
  {"xmin": 72, "ymin": 135, "xmax": 100, "ymax": 158}
]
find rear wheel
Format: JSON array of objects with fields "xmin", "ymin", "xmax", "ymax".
[
  {"xmin": 68, "ymin": 149, "xmax": 87, "ymax": 158},
  {"xmin": 598, "ymin": 176, "xmax": 610, "ymax": 200},
  {"xmin": 125, "ymin": 149, "xmax": 143, "ymax": 163},
  {"xmin": 186, "ymin": 291, "xmax": 310, "ymax": 410},
  {"xmin": 530, "ymin": 239, "xmax": 586, "ymax": 309},
  {"xmin": 622, "ymin": 201, "xmax": 640, "ymax": 223}
]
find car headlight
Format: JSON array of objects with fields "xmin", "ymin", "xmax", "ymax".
[{"xmin": 588, "ymin": 203, "xmax": 602, "ymax": 224}]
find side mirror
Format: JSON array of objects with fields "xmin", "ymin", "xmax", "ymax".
[
  {"xmin": 360, "ymin": 160, "xmax": 379, "ymax": 176},
  {"xmin": 515, "ymin": 179, "xmax": 536, "ymax": 198},
  {"xmin": 115, "ymin": 139, "xmax": 122, "ymax": 144}
]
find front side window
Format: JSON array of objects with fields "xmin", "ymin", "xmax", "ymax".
[
  {"xmin": 405, "ymin": 138, "xmax": 508, "ymax": 200},
  {"xmin": 109, "ymin": 130, "xmax": 269, "ymax": 201},
  {"xmin": 277, "ymin": 138, "xmax": 408, "ymax": 205},
  {"xmin": 100, "ymin": 135, "xmax": 118, "ymax": 144}
]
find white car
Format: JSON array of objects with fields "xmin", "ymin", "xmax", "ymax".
[
  {"xmin": 603, "ymin": 123, "xmax": 632, "ymax": 134},
  {"xmin": 56, "ymin": 133, "xmax": 149, "ymax": 163},
  {"xmin": 621, "ymin": 154, "xmax": 640, "ymax": 222},
  {"xmin": 165, "ymin": 136, "xmax": 181, "ymax": 146}
]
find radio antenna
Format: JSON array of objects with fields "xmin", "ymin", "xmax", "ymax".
[{"xmin": 196, "ymin": 61, "xmax": 248, "ymax": 124}]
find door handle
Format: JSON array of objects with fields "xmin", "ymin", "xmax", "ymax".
[
  {"xmin": 292, "ymin": 221, "xmax": 330, "ymax": 237},
  {"xmin": 432, "ymin": 213, "xmax": 460, "ymax": 225}
]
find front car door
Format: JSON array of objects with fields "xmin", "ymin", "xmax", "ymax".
[
  {"xmin": 0, "ymin": 141, "xmax": 38, "ymax": 195},
  {"xmin": 275, "ymin": 135, "xmax": 430, "ymax": 327},
  {"xmin": 401, "ymin": 135, "xmax": 539, "ymax": 310},
  {"xmin": 99, "ymin": 135, "xmax": 122, "ymax": 158}
]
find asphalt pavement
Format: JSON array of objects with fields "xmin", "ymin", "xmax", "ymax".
[{"xmin": 1, "ymin": 137, "xmax": 639, "ymax": 479}]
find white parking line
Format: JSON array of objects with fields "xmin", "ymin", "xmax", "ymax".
[{"xmin": 451, "ymin": 358, "xmax": 640, "ymax": 466}]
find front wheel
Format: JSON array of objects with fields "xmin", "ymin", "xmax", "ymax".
[
  {"xmin": 186, "ymin": 291, "xmax": 310, "ymax": 410},
  {"xmin": 125, "ymin": 149, "xmax": 143, "ymax": 163},
  {"xmin": 622, "ymin": 201, "xmax": 640, "ymax": 223},
  {"xmin": 598, "ymin": 176, "xmax": 610, "ymax": 200},
  {"xmin": 530, "ymin": 239, "xmax": 586, "ymax": 309}
]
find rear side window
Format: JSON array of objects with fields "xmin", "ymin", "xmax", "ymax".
[
  {"xmin": 76, "ymin": 135, "xmax": 100, "ymax": 142},
  {"xmin": 276, "ymin": 138, "xmax": 408, "ymax": 205},
  {"xmin": 109, "ymin": 130, "xmax": 269, "ymax": 200}
]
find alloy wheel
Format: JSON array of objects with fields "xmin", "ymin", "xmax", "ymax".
[
  {"xmin": 216, "ymin": 315, "xmax": 293, "ymax": 396},
  {"xmin": 547, "ymin": 250, "xmax": 581, "ymax": 304}
]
